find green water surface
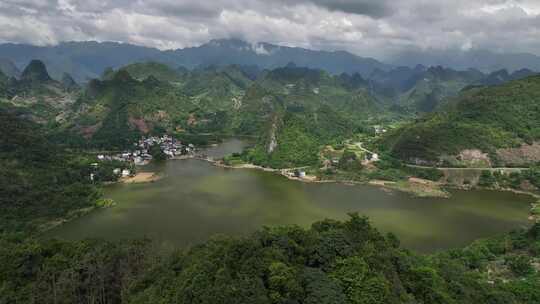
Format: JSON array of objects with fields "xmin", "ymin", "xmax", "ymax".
[{"xmin": 46, "ymin": 139, "xmax": 534, "ymax": 252}]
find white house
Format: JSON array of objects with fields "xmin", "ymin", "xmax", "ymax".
[
  {"xmin": 295, "ymin": 170, "xmax": 307, "ymax": 178},
  {"xmin": 121, "ymin": 169, "xmax": 131, "ymax": 177}
]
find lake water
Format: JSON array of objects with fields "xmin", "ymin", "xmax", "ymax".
[{"xmin": 46, "ymin": 139, "xmax": 535, "ymax": 252}]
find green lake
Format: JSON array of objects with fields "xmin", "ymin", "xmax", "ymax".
[{"xmin": 46, "ymin": 139, "xmax": 535, "ymax": 252}]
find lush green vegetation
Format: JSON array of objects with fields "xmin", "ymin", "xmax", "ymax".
[
  {"xmin": 7, "ymin": 61, "xmax": 377, "ymax": 158},
  {"xmin": 2, "ymin": 60, "xmax": 540, "ymax": 303},
  {"xmin": 480, "ymin": 167, "xmax": 540, "ymax": 190},
  {"xmin": 1, "ymin": 214, "xmax": 538, "ymax": 303},
  {"xmin": 120, "ymin": 61, "xmax": 184, "ymax": 82},
  {"xmin": 398, "ymin": 66, "xmax": 484, "ymax": 113},
  {"xmin": 149, "ymin": 145, "xmax": 167, "ymax": 162},
  {"xmin": 62, "ymin": 64, "xmax": 259, "ymax": 149},
  {"xmin": 382, "ymin": 75, "xmax": 540, "ymax": 164},
  {"xmin": 0, "ymin": 237, "xmax": 155, "ymax": 303},
  {"xmin": 235, "ymin": 66, "xmax": 386, "ymax": 168},
  {"xmin": 0, "ymin": 70, "xmax": 7, "ymax": 99},
  {"xmin": 0, "ymin": 110, "xmax": 100, "ymax": 233}
]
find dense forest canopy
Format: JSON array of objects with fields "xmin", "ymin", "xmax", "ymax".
[
  {"xmin": 0, "ymin": 109, "xmax": 99, "ymax": 233},
  {"xmin": 1, "ymin": 215, "xmax": 539, "ymax": 303}
]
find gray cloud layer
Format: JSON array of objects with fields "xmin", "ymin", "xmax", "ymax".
[{"xmin": 0, "ymin": 0, "xmax": 539, "ymax": 59}]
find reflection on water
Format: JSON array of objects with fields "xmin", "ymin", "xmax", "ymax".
[{"xmin": 45, "ymin": 139, "xmax": 534, "ymax": 252}]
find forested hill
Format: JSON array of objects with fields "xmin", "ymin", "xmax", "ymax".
[
  {"xmin": 237, "ymin": 65, "xmax": 383, "ymax": 168},
  {"xmin": 0, "ymin": 69, "xmax": 7, "ymax": 98},
  {"xmin": 369, "ymin": 66, "xmax": 537, "ymax": 114},
  {"xmin": 0, "ymin": 59, "xmax": 79, "ymax": 124},
  {"xmin": 0, "ymin": 109, "xmax": 99, "ymax": 233},
  {"xmin": 380, "ymin": 75, "xmax": 540, "ymax": 166},
  {"xmin": 4, "ymin": 59, "xmax": 538, "ymax": 166},
  {"xmin": 53, "ymin": 62, "xmax": 387, "ymax": 153},
  {"xmin": 62, "ymin": 63, "xmax": 256, "ymax": 149}
]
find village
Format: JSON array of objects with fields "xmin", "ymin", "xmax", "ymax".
[
  {"xmin": 91, "ymin": 124, "xmax": 388, "ymax": 182},
  {"xmin": 91, "ymin": 134, "xmax": 196, "ymax": 179}
]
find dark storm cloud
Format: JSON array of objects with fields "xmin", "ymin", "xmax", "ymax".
[
  {"xmin": 0, "ymin": 0, "xmax": 539, "ymax": 58},
  {"xmin": 299, "ymin": 0, "xmax": 393, "ymax": 17}
]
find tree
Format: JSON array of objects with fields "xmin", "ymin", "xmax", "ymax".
[
  {"xmin": 506, "ymin": 255, "xmax": 533, "ymax": 276},
  {"xmin": 478, "ymin": 171, "xmax": 497, "ymax": 187},
  {"xmin": 330, "ymin": 256, "xmax": 391, "ymax": 304},
  {"xmin": 268, "ymin": 262, "xmax": 302, "ymax": 303},
  {"xmin": 407, "ymin": 266, "xmax": 452, "ymax": 304},
  {"xmin": 149, "ymin": 145, "xmax": 167, "ymax": 162},
  {"xmin": 338, "ymin": 151, "xmax": 362, "ymax": 171},
  {"xmin": 301, "ymin": 268, "xmax": 346, "ymax": 304}
]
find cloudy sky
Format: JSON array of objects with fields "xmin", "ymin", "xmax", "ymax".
[{"xmin": 1, "ymin": 0, "xmax": 540, "ymax": 59}]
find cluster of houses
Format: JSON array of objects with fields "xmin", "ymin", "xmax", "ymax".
[
  {"xmin": 92, "ymin": 135, "xmax": 195, "ymax": 179},
  {"xmin": 373, "ymin": 125, "xmax": 388, "ymax": 135},
  {"xmin": 98, "ymin": 135, "xmax": 195, "ymax": 165},
  {"xmin": 133, "ymin": 135, "xmax": 195, "ymax": 161}
]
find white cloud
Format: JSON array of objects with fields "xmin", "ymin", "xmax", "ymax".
[
  {"xmin": 252, "ymin": 43, "xmax": 271, "ymax": 55},
  {"xmin": 0, "ymin": 0, "xmax": 539, "ymax": 59}
]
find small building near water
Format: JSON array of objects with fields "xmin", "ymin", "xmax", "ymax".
[
  {"xmin": 294, "ymin": 170, "xmax": 307, "ymax": 178},
  {"xmin": 121, "ymin": 169, "xmax": 131, "ymax": 177}
]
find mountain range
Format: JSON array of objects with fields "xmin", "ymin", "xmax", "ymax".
[
  {"xmin": 390, "ymin": 49, "xmax": 540, "ymax": 73},
  {"xmin": 369, "ymin": 65, "xmax": 537, "ymax": 113},
  {"xmin": 2, "ymin": 57, "xmax": 539, "ymax": 169},
  {"xmin": 1, "ymin": 39, "xmax": 540, "ymax": 83},
  {"xmin": 0, "ymin": 39, "xmax": 389, "ymax": 82},
  {"xmin": 0, "ymin": 59, "xmax": 385, "ymax": 167}
]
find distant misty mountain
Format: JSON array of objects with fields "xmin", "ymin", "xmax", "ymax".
[
  {"xmin": 367, "ymin": 64, "xmax": 538, "ymax": 112},
  {"xmin": 0, "ymin": 39, "xmax": 389, "ymax": 83},
  {"xmin": 390, "ymin": 49, "xmax": 540, "ymax": 73},
  {"xmin": 470, "ymin": 68, "xmax": 537, "ymax": 87},
  {"xmin": 0, "ymin": 42, "xmax": 168, "ymax": 83},
  {"xmin": 168, "ymin": 39, "xmax": 389, "ymax": 76},
  {"xmin": 2, "ymin": 39, "xmax": 538, "ymax": 85},
  {"xmin": 0, "ymin": 58, "xmax": 20, "ymax": 78}
]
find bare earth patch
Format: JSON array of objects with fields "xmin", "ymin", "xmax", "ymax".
[
  {"xmin": 458, "ymin": 149, "xmax": 492, "ymax": 167},
  {"xmin": 497, "ymin": 142, "xmax": 540, "ymax": 165},
  {"xmin": 129, "ymin": 117, "xmax": 150, "ymax": 134},
  {"xmin": 370, "ymin": 178, "xmax": 450, "ymax": 198},
  {"xmin": 81, "ymin": 123, "xmax": 102, "ymax": 139},
  {"xmin": 121, "ymin": 172, "xmax": 161, "ymax": 184}
]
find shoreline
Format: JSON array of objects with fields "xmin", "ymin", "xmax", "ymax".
[
  {"xmin": 213, "ymin": 160, "xmax": 450, "ymax": 197},
  {"xmin": 38, "ymin": 199, "xmax": 116, "ymax": 233},
  {"xmin": 89, "ymin": 154, "xmax": 540, "ymax": 224},
  {"xmin": 120, "ymin": 172, "xmax": 162, "ymax": 184},
  {"xmin": 209, "ymin": 159, "xmax": 539, "ymax": 221},
  {"xmin": 41, "ymin": 154, "xmax": 539, "ymax": 235}
]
